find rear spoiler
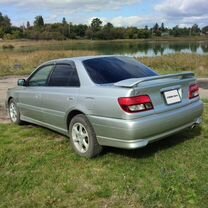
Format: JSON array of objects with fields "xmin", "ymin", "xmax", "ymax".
[{"xmin": 114, "ymin": 72, "xmax": 195, "ymax": 88}]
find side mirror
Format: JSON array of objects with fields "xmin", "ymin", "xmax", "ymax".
[{"xmin": 17, "ymin": 79, "xmax": 26, "ymax": 86}]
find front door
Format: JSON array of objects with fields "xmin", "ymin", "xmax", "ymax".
[{"xmin": 18, "ymin": 64, "xmax": 54, "ymax": 122}]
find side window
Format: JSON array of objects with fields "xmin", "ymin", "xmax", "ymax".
[
  {"xmin": 48, "ymin": 64, "xmax": 80, "ymax": 87},
  {"xmin": 28, "ymin": 65, "xmax": 54, "ymax": 86}
]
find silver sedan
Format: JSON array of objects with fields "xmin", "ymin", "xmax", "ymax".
[{"xmin": 6, "ymin": 56, "xmax": 203, "ymax": 158}]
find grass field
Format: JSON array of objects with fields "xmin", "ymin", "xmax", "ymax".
[
  {"xmin": 0, "ymin": 40, "xmax": 208, "ymax": 207},
  {"xmin": 0, "ymin": 100, "xmax": 207, "ymax": 208}
]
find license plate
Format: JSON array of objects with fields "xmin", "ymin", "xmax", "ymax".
[{"xmin": 164, "ymin": 89, "xmax": 181, "ymax": 105}]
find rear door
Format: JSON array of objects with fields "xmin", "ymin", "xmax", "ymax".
[{"xmin": 41, "ymin": 62, "xmax": 80, "ymax": 130}]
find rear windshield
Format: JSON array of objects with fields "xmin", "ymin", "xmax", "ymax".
[{"xmin": 83, "ymin": 56, "xmax": 158, "ymax": 84}]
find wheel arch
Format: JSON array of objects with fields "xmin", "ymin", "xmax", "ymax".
[
  {"xmin": 7, "ymin": 96, "xmax": 14, "ymax": 108},
  {"xmin": 8, "ymin": 96, "xmax": 13, "ymax": 103},
  {"xmin": 7, "ymin": 96, "xmax": 19, "ymax": 108},
  {"xmin": 66, "ymin": 109, "xmax": 85, "ymax": 130}
]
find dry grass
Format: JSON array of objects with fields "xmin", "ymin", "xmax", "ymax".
[
  {"xmin": 0, "ymin": 40, "xmax": 91, "ymax": 48},
  {"xmin": 140, "ymin": 54, "xmax": 208, "ymax": 77},
  {"xmin": 0, "ymin": 50, "xmax": 99, "ymax": 76}
]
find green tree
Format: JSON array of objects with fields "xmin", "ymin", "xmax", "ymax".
[
  {"xmin": 88, "ymin": 18, "xmax": 103, "ymax": 39},
  {"xmin": 26, "ymin": 21, "xmax": 30, "ymax": 28},
  {"xmin": 0, "ymin": 12, "xmax": 11, "ymax": 37},
  {"xmin": 101, "ymin": 22, "xmax": 114, "ymax": 39},
  {"xmin": 138, "ymin": 29, "xmax": 151, "ymax": 39},
  {"xmin": 103, "ymin": 22, "xmax": 113, "ymax": 30},
  {"xmin": 191, "ymin": 24, "xmax": 200, "ymax": 35},
  {"xmin": 161, "ymin": 22, "xmax": 165, "ymax": 32},
  {"xmin": 62, "ymin": 17, "xmax": 67, "ymax": 25},
  {"xmin": 125, "ymin": 27, "xmax": 138, "ymax": 39},
  {"xmin": 113, "ymin": 27, "xmax": 125, "ymax": 39},
  {"xmin": 34, "ymin": 16, "xmax": 44, "ymax": 27},
  {"xmin": 73, "ymin": 24, "xmax": 88, "ymax": 37},
  {"xmin": 85, "ymin": 27, "xmax": 93, "ymax": 39},
  {"xmin": 171, "ymin": 25, "xmax": 180, "ymax": 37},
  {"xmin": 91, "ymin": 18, "xmax": 102, "ymax": 32},
  {"xmin": 202, "ymin": 25, "xmax": 208, "ymax": 34},
  {"xmin": 153, "ymin": 23, "xmax": 159, "ymax": 32},
  {"xmin": 0, "ymin": 28, "xmax": 4, "ymax": 38}
]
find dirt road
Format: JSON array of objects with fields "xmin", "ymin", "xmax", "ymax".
[{"xmin": 0, "ymin": 76, "xmax": 208, "ymax": 123}]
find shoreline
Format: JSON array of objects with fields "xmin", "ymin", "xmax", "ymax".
[{"xmin": 0, "ymin": 36, "xmax": 208, "ymax": 45}]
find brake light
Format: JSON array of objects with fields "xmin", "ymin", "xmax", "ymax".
[
  {"xmin": 189, "ymin": 84, "xmax": 199, "ymax": 99},
  {"xmin": 118, "ymin": 95, "xmax": 154, "ymax": 113}
]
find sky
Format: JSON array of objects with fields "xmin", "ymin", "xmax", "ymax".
[{"xmin": 0, "ymin": 0, "xmax": 207, "ymax": 28}]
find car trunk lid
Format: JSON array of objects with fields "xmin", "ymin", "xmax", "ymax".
[{"xmin": 114, "ymin": 72, "xmax": 198, "ymax": 116}]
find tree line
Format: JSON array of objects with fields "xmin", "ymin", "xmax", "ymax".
[{"xmin": 0, "ymin": 12, "xmax": 208, "ymax": 40}]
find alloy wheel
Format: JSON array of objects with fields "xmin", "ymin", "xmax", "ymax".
[
  {"xmin": 72, "ymin": 122, "xmax": 89, "ymax": 153},
  {"xmin": 9, "ymin": 102, "xmax": 18, "ymax": 123}
]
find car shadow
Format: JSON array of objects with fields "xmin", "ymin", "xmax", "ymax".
[{"xmin": 101, "ymin": 126, "xmax": 202, "ymax": 159}]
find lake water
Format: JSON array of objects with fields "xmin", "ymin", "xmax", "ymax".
[
  {"xmin": 3, "ymin": 40, "xmax": 208, "ymax": 57},
  {"xmin": 74, "ymin": 40, "xmax": 208, "ymax": 57}
]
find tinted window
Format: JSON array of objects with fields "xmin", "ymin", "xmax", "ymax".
[
  {"xmin": 48, "ymin": 64, "xmax": 80, "ymax": 87},
  {"xmin": 83, "ymin": 57, "xmax": 158, "ymax": 84},
  {"xmin": 28, "ymin": 65, "xmax": 54, "ymax": 86}
]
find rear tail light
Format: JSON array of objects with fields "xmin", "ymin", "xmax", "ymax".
[
  {"xmin": 189, "ymin": 84, "xmax": 199, "ymax": 99},
  {"xmin": 118, "ymin": 95, "xmax": 154, "ymax": 113}
]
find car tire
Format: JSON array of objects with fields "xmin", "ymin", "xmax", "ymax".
[
  {"xmin": 69, "ymin": 114, "xmax": 102, "ymax": 158},
  {"xmin": 8, "ymin": 99, "xmax": 22, "ymax": 125}
]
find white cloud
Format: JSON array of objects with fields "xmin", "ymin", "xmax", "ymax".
[
  {"xmin": 1, "ymin": 0, "xmax": 143, "ymax": 26},
  {"xmin": 110, "ymin": 16, "xmax": 163, "ymax": 27},
  {"xmin": 1, "ymin": 0, "xmax": 207, "ymax": 28},
  {"xmin": 0, "ymin": 0, "xmax": 140, "ymax": 13},
  {"xmin": 155, "ymin": 0, "xmax": 208, "ymax": 27},
  {"xmin": 155, "ymin": 0, "xmax": 208, "ymax": 17},
  {"xmin": 111, "ymin": 16, "xmax": 143, "ymax": 27}
]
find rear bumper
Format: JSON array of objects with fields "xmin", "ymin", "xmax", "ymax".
[{"xmin": 87, "ymin": 100, "xmax": 203, "ymax": 149}]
